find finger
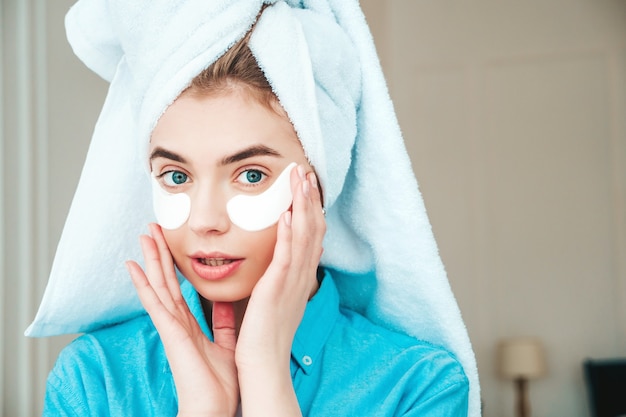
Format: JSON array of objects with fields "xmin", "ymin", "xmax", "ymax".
[
  {"xmin": 128, "ymin": 260, "xmax": 201, "ymax": 356},
  {"xmin": 307, "ymin": 172, "xmax": 326, "ymax": 265},
  {"xmin": 272, "ymin": 209, "xmax": 294, "ymax": 269},
  {"xmin": 289, "ymin": 168, "xmax": 322, "ymax": 268},
  {"xmin": 260, "ymin": 210, "xmax": 293, "ymax": 288},
  {"xmin": 289, "ymin": 165, "xmax": 310, "ymax": 234},
  {"xmin": 211, "ymin": 302, "xmax": 237, "ymax": 352},
  {"xmin": 308, "ymin": 171, "xmax": 323, "ymax": 210},
  {"xmin": 306, "ymin": 171, "xmax": 326, "ymax": 240},
  {"xmin": 140, "ymin": 234, "xmax": 177, "ymax": 312},
  {"xmin": 149, "ymin": 223, "xmax": 184, "ymax": 304},
  {"xmin": 291, "ymin": 165, "xmax": 310, "ymax": 212},
  {"xmin": 126, "ymin": 260, "xmax": 175, "ymax": 326}
]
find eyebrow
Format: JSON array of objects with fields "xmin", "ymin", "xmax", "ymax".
[
  {"xmin": 149, "ymin": 144, "xmax": 282, "ymax": 166},
  {"xmin": 150, "ymin": 147, "xmax": 187, "ymax": 164},
  {"xmin": 220, "ymin": 145, "xmax": 282, "ymax": 165}
]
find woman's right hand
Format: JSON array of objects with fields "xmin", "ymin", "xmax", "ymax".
[{"xmin": 126, "ymin": 223, "xmax": 239, "ymax": 417}]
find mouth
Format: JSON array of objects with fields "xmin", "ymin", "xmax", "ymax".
[
  {"xmin": 198, "ymin": 258, "xmax": 236, "ymax": 267},
  {"xmin": 190, "ymin": 252, "xmax": 244, "ymax": 281}
]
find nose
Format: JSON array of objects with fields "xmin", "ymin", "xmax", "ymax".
[{"xmin": 187, "ymin": 185, "xmax": 230, "ymax": 235}]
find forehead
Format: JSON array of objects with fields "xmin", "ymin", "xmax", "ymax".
[{"xmin": 150, "ymin": 88, "xmax": 303, "ymax": 160}]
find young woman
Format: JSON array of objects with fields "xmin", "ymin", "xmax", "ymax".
[{"xmin": 35, "ymin": 1, "xmax": 479, "ymax": 416}]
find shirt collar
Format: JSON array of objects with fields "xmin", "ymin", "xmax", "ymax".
[{"xmin": 181, "ymin": 278, "xmax": 213, "ymax": 338}]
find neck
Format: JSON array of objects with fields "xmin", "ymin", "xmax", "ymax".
[
  {"xmin": 198, "ymin": 296, "xmax": 252, "ymax": 336},
  {"xmin": 200, "ymin": 272, "xmax": 321, "ymax": 337},
  {"xmin": 233, "ymin": 298, "xmax": 249, "ymax": 336}
]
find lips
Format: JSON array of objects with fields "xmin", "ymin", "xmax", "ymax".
[
  {"xmin": 190, "ymin": 252, "xmax": 243, "ymax": 281},
  {"xmin": 199, "ymin": 258, "xmax": 235, "ymax": 267}
]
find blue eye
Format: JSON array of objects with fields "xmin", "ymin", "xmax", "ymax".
[
  {"xmin": 162, "ymin": 171, "xmax": 188, "ymax": 186},
  {"xmin": 239, "ymin": 169, "xmax": 265, "ymax": 185}
]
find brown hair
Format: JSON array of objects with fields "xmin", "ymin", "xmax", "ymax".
[{"xmin": 187, "ymin": 25, "xmax": 279, "ymax": 112}]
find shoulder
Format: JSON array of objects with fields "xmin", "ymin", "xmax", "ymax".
[
  {"xmin": 45, "ymin": 313, "xmax": 173, "ymax": 415},
  {"xmin": 53, "ymin": 312, "xmax": 162, "ymax": 371},
  {"xmin": 313, "ymin": 270, "xmax": 468, "ymax": 395},
  {"xmin": 324, "ymin": 308, "xmax": 469, "ymax": 414},
  {"xmin": 336, "ymin": 307, "xmax": 467, "ymax": 381}
]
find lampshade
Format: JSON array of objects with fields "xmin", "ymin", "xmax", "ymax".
[{"xmin": 498, "ymin": 337, "xmax": 547, "ymax": 379}]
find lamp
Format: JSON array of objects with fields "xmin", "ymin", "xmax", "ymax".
[{"xmin": 498, "ymin": 337, "xmax": 547, "ymax": 417}]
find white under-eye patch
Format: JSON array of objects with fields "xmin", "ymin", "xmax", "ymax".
[
  {"xmin": 227, "ymin": 162, "xmax": 296, "ymax": 231},
  {"xmin": 151, "ymin": 162, "xmax": 296, "ymax": 232},
  {"xmin": 151, "ymin": 176, "xmax": 191, "ymax": 230}
]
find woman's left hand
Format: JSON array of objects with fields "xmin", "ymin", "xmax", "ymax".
[{"xmin": 235, "ymin": 166, "xmax": 326, "ymax": 416}]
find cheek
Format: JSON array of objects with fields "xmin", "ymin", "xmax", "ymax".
[
  {"xmin": 160, "ymin": 229, "xmax": 185, "ymax": 262},
  {"xmin": 247, "ymin": 227, "xmax": 279, "ymax": 270}
]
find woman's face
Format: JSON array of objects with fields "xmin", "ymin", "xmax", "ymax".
[{"xmin": 149, "ymin": 86, "xmax": 313, "ymax": 302}]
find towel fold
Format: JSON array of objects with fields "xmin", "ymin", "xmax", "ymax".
[{"xmin": 26, "ymin": 1, "xmax": 480, "ymax": 415}]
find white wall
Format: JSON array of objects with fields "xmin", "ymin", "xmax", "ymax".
[
  {"xmin": 361, "ymin": 1, "xmax": 626, "ymax": 416},
  {"xmin": 1, "ymin": 0, "xmax": 625, "ymax": 416},
  {"xmin": 1, "ymin": 0, "xmax": 107, "ymax": 415}
]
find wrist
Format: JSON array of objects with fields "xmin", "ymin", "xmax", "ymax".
[
  {"xmin": 177, "ymin": 411, "xmax": 234, "ymax": 417},
  {"xmin": 238, "ymin": 367, "xmax": 300, "ymax": 417},
  {"xmin": 177, "ymin": 403, "xmax": 237, "ymax": 417}
]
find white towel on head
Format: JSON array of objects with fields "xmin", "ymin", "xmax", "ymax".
[{"xmin": 26, "ymin": 1, "xmax": 480, "ymax": 415}]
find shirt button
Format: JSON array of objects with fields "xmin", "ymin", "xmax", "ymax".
[{"xmin": 302, "ymin": 355, "xmax": 313, "ymax": 366}]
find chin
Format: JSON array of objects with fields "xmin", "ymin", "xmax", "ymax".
[{"xmin": 194, "ymin": 283, "xmax": 254, "ymax": 303}]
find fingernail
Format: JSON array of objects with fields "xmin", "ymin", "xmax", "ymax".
[
  {"xmin": 309, "ymin": 173, "xmax": 318, "ymax": 189},
  {"xmin": 302, "ymin": 179, "xmax": 310, "ymax": 196},
  {"xmin": 297, "ymin": 165, "xmax": 306, "ymax": 180}
]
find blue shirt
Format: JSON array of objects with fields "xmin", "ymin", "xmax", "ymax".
[{"xmin": 44, "ymin": 270, "xmax": 468, "ymax": 416}]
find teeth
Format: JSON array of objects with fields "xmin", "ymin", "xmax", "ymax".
[{"xmin": 200, "ymin": 258, "xmax": 234, "ymax": 267}]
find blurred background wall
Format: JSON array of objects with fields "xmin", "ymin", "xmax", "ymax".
[{"xmin": 1, "ymin": 0, "xmax": 625, "ymax": 416}]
